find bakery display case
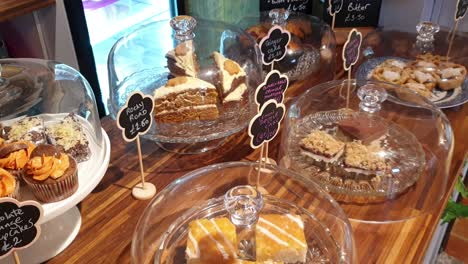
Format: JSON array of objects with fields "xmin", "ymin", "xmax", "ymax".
[
  {"xmin": 0, "ymin": 58, "xmax": 110, "ymax": 262},
  {"xmin": 242, "ymin": 9, "xmax": 336, "ymax": 98},
  {"xmin": 132, "ymin": 162, "xmax": 354, "ymax": 263},
  {"xmin": 280, "ymin": 79, "xmax": 453, "ymax": 222},
  {"xmin": 108, "ymin": 16, "xmax": 262, "ymax": 154},
  {"xmin": 355, "ymin": 22, "xmax": 468, "ymax": 108}
]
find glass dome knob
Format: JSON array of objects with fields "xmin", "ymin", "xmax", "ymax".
[
  {"xmin": 357, "ymin": 84, "xmax": 387, "ymax": 113},
  {"xmin": 224, "ymin": 185, "xmax": 264, "ymax": 226},
  {"xmin": 269, "ymin": 8, "xmax": 290, "ymax": 26},
  {"xmin": 170, "ymin": 15, "xmax": 197, "ymax": 41},
  {"xmin": 416, "ymin": 21, "xmax": 440, "ymax": 42}
]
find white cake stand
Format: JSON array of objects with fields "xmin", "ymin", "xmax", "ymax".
[{"xmin": 4, "ymin": 128, "xmax": 111, "ymax": 264}]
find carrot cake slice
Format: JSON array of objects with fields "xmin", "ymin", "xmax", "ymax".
[
  {"xmin": 256, "ymin": 214, "xmax": 307, "ymax": 263},
  {"xmin": 212, "ymin": 52, "xmax": 247, "ymax": 106},
  {"xmin": 154, "ymin": 76, "xmax": 219, "ymax": 123},
  {"xmin": 166, "ymin": 40, "xmax": 199, "ymax": 77},
  {"xmin": 300, "ymin": 130, "xmax": 345, "ymax": 163},
  {"xmin": 186, "ymin": 217, "xmax": 238, "ymax": 264}
]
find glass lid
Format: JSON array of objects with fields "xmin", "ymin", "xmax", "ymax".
[
  {"xmin": 132, "ymin": 162, "xmax": 354, "ymax": 263},
  {"xmin": 108, "ymin": 16, "xmax": 262, "ymax": 152},
  {"xmin": 280, "ymin": 79, "xmax": 453, "ymax": 222},
  {"xmin": 356, "ymin": 22, "xmax": 468, "ymax": 108},
  {"xmin": 242, "ymin": 9, "xmax": 336, "ymax": 95}
]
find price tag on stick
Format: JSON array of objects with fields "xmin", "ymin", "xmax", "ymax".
[
  {"xmin": 328, "ymin": 0, "xmax": 344, "ymax": 30},
  {"xmin": 259, "ymin": 26, "xmax": 291, "ymax": 67},
  {"xmin": 0, "ymin": 198, "xmax": 43, "ymax": 264},
  {"xmin": 255, "ymin": 70, "xmax": 289, "ymax": 109},
  {"xmin": 117, "ymin": 92, "xmax": 156, "ymax": 200},
  {"xmin": 342, "ymin": 28, "xmax": 362, "ymax": 108},
  {"xmin": 447, "ymin": 0, "xmax": 468, "ymax": 59}
]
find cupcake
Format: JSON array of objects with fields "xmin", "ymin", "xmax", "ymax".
[
  {"xmin": 0, "ymin": 140, "xmax": 35, "ymax": 178},
  {"xmin": 0, "ymin": 168, "xmax": 19, "ymax": 199},
  {"xmin": 24, "ymin": 144, "xmax": 78, "ymax": 203}
]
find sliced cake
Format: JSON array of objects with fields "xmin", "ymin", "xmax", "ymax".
[
  {"xmin": 2, "ymin": 117, "xmax": 46, "ymax": 144},
  {"xmin": 166, "ymin": 40, "xmax": 199, "ymax": 77},
  {"xmin": 46, "ymin": 113, "xmax": 91, "ymax": 162},
  {"xmin": 300, "ymin": 130, "xmax": 345, "ymax": 163},
  {"xmin": 154, "ymin": 76, "xmax": 219, "ymax": 123},
  {"xmin": 212, "ymin": 52, "xmax": 247, "ymax": 106},
  {"xmin": 338, "ymin": 116, "xmax": 388, "ymax": 145},
  {"xmin": 256, "ymin": 214, "xmax": 307, "ymax": 263},
  {"xmin": 186, "ymin": 217, "xmax": 238, "ymax": 264},
  {"xmin": 343, "ymin": 141, "xmax": 387, "ymax": 175}
]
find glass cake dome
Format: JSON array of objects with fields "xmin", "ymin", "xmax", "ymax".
[
  {"xmin": 108, "ymin": 16, "xmax": 262, "ymax": 153},
  {"xmin": 242, "ymin": 9, "xmax": 336, "ymax": 98},
  {"xmin": 132, "ymin": 162, "xmax": 354, "ymax": 263},
  {"xmin": 280, "ymin": 79, "xmax": 453, "ymax": 222},
  {"xmin": 355, "ymin": 22, "xmax": 468, "ymax": 109}
]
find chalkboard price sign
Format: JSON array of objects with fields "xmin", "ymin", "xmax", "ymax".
[
  {"xmin": 260, "ymin": 0, "xmax": 312, "ymax": 14},
  {"xmin": 248, "ymin": 100, "xmax": 285, "ymax": 149},
  {"xmin": 0, "ymin": 198, "xmax": 43, "ymax": 259},
  {"xmin": 255, "ymin": 70, "xmax": 289, "ymax": 109},
  {"xmin": 343, "ymin": 28, "xmax": 362, "ymax": 70},
  {"xmin": 259, "ymin": 26, "xmax": 291, "ymax": 65},
  {"xmin": 456, "ymin": 0, "xmax": 468, "ymax": 20},
  {"xmin": 324, "ymin": 0, "xmax": 382, "ymax": 27},
  {"xmin": 117, "ymin": 92, "xmax": 154, "ymax": 142},
  {"xmin": 328, "ymin": 0, "xmax": 344, "ymax": 15}
]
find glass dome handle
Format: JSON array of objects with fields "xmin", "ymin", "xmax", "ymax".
[
  {"xmin": 224, "ymin": 185, "xmax": 263, "ymax": 260},
  {"xmin": 357, "ymin": 84, "xmax": 387, "ymax": 113},
  {"xmin": 415, "ymin": 21, "xmax": 440, "ymax": 54},
  {"xmin": 269, "ymin": 8, "xmax": 290, "ymax": 27},
  {"xmin": 170, "ymin": 15, "xmax": 197, "ymax": 41}
]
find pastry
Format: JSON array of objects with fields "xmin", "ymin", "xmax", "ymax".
[
  {"xmin": 343, "ymin": 142, "xmax": 387, "ymax": 175},
  {"xmin": 416, "ymin": 53, "xmax": 446, "ymax": 63},
  {"xmin": 380, "ymin": 59, "xmax": 407, "ymax": 70},
  {"xmin": 2, "ymin": 117, "xmax": 46, "ymax": 144},
  {"xmin": 166, "ymin": 40, "xmax": 199, "ymax": 77},
  {"xmin": 24, "ymin": 144, "xmax": 78, "ymax": 202},
  {"xmin": 0, "ymin": 140, "xmax": 35, "ymax": 178},
  {"xmin": 186, "ymin": 217, "xmax": 237, "ymax": 264},
  {"xmin": 256, "ymin": 214, "xmax": 307, "ymax": 263},
  {"xmin": 338, "ymin": 116, "xmax": 388, "ymax": 144},
  {"xmin": 407, "ymin": 68, "xmax": 439, "ymax": 90},
  {"xmin": 0, "ymin": 168, "xmax": 19, "ymax": 199},
  {"xmin": 245, "ymin": 24, "xmax": 268, "ymax": 43},
  {"xmin": 403, "ymin": 82, "xmax": 433, "ymax": 99},
  {"xmin": 372, "ymin": 65, "xmax": 409, "ymax": 85},
  {"xmin": 437, "ymin": 62, "xmax": 467, "ymax": 90},
  {"xmin": 411, "ymin": 60, "xmax": 438, "ymax": 72},
  {"xmin": 300, "ymin": 130, "xmax": 345, "ymax": 163},
  {"xmin": 46, "ymin": 113, "xmax": 91, "ymax": 162},
  {"xmin": 285, "ymin": 19, "xmax": 312, "ymax": 40},
  {"xmin": 212, "ymin": 52, "xmax": 247, "ymax": 106},
  {"xmin": 154, "ymin": 76, "xmax": 219, "ymax": 123}
]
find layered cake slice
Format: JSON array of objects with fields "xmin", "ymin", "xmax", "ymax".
[
  {"xmin": 300, "ymin": 130, "xmax": 345, "ymax": 163},
  {"xmin": 46, "ymin": 113, "xmax": 91, "ymax": 162},
  {"xmin": 343, "ymin": 141, "xmax": 387, "ymax": 175},
  {"xmin": 186, "ymin": 217, "xmax": 238, "ymax": 264},
  {"xmin": 154, "ymin": 76, "xmax": 219, "ymax": 123},
  {"xmin": 212, "ymin": 52, "xmax": 247, "ymax": 106},
  {"xmin": 2, "ymin": 117, "xmax": 46, "ymax": 144},
  {"xmin": 256, "ymin": 214, "xmax": 307, "ymax": 263},
  {"xmin": 166, "ymin": 40, "xmax": 199, "ymax": 77},
  {"xmin": 337, "ymin": 116, "xmax": 388, "ymax": 145}
]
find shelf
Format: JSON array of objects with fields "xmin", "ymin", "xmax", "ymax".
[{"xmin": 0, "ymin": 0, "xmax": 55, "ymax": 22}]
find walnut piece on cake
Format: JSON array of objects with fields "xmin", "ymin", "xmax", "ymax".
[
  {"xmin": 2, "ymin": 117, "xmax": 46, "ymax": 144},
  {"xmin": 212, "ymin": 52, "xmax": 247, "ymax": 106},
  {"xmin": 256, "ymin": 214, "xmax": 307, "ymax": 263},
  {"xmin": 186, "ymin": 218, "xmax": 237, "ymax": 264},
  {"xmin": 300, "ymin": 130, "xmax": 345, "ymax": 163},
  {"xmin": 166, "ymin": 40, "xmax": 199, "ymax": 77},
  {"xmin": 344, "ymin": 141, "xmax": 387, "ymax": 174},
  {"xmin": 46, "ymin": 113, "xmax": 90, "ymax": 162}
]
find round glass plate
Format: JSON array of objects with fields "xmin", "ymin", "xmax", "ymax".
[{"xmin": 355, "ymin": 56, "xmax": 468, "ymax": 108}]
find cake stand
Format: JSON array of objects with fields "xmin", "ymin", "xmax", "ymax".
[{"xmin": 4, "ymin": 128, "xmax": 111, "ymax": 264}]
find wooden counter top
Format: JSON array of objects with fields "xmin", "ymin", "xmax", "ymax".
[{"xmin": 0, "ymin": 0, "xmax": 55, "ymax": 22}]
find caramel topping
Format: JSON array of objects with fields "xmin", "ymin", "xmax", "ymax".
[
  {"xmin": 167, "ymin": 76, "xmax": 188, "ymax": 87},
  {"xmin": 223, "ymin": 60, "xmax": 241, "ymax": 75},
  {"xmin": 0, "ymin": 141, "xmax": 35, "ymax": 170},
  {"xmin": 26, "ymin": 153, "xmax": 70, "ymax": 181},
  {"xmin": 0, "ymin": 168, "xmax": 16, "ymax": 197}
]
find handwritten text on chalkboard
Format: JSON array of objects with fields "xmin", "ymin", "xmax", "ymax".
[
  {"xmin": 325, "ymin": 0, "xmax": 382, "ymax": 27},
  {"xmin": 117, "ymin": 92, "xmax": 154, "ymax": 142},
  {"xmin": 456, "ymin": 0, "xmax": 468, "ymax": 20},
  {"xmin": 255, "ymin": 70, "xmax": 289, "ymax": 109},
  {"xmin": 259, "ymin": 26, "xmax": 291, "ymax": 65},
  {"xmin": 328, "ymin": 0, "xmax": 344, "ymax": 15},
  {"xmin": 248, "ymin": 100, "xmax": 285, "ymax": 148},
  {"xmin": 260, "ymin": 0, "xmax": 312, "ymax": 14},
  {"xmin": 343, "ymin": 28, "xmax": 362, "ymax": 70},
  {"xmin": 0, "ymin": 198, "xmax": 43, "ymax": 259}
]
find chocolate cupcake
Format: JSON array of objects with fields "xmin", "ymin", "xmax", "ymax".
[
  {"xmin": 0, "ymin": 168, "xmax": 19, "ymax": 199},
  {"xmin": 24, "ymin": 144, "xmax": 78, "ymax": 203},
  {"xmin": 0, "ymin": 140, "xmax": 35, "ymax": 178}
]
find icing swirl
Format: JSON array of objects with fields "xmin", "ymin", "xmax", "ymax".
[
  {"xmin": 26, "ymin": 153, "xmax": 70, "ymax": 181},
  {"xmin": 0, "ymin": 141, "xmax": 35, "ymax": 170},
  {"xmin": 0, "ymin": 168, "xmax": 16, "ymax": 196}
]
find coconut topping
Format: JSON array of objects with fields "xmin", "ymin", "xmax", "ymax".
[
  {"xmin": 344, "ymin": 142, "xmax": 387, "ymax": 171},
  {"xmin": 300, "ymin": 130, "xmax": 345, "ymax": 157}
]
